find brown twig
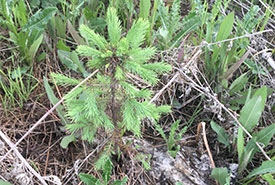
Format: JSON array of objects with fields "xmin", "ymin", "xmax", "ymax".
[
  {"xmin": 201, "ymin": 122, "xmax": 216, "ymax": 169},
  {"xmin": 197, "ymin": 122, "xmax": 218, "ymax": 185}
]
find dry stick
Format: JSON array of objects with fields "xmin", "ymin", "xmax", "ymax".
[
  {"xmin": 150, "ymin": 49, "xmax": 202, "ymax": 103},
  {"xmin": 0, "ymin": 130, "xmax": 48, "ymax": 185},
  {"xmin": 200, "ymin": 122, "xmax": 216, "ymax": 169},
  {"xmin": 201, "ymin": 122, "xmax": 219, "ymax": 185},
  {"xmin": 0, "ymin": 46, "xmax": 19, "ymax": 52},
  {"xmin": 198, "ymin": 122, "xmax": 218, "ymax": 185},
  {"xmin": 150, "ymin": 72, "xmax": 179, "ymax": 103},
  {"xmin": 0, "ymin": 69, "xmax": 99, "ymax": 163},
  {"xmin": 190, "ymin": 29, "xmax": 273, "ymax": 49},
  {"xmin": 178, "ymin": 69, "xmax": 272, "ymax": 161}
]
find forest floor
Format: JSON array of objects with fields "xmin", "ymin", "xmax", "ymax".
[{"xmin": 0, "ymin": 0, "xmax": 275, "ymax": 185}]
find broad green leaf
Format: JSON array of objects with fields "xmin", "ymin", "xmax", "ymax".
[
  {"xmin": 11, "ymin": 66, "xmax": 28, "ymax": 79},
  {"xmin": 253, "ymin": 124, "xmax": 275, "ymax": 146},
  {"xmin": 244, "ymin": 59, "xmax": 266, "ymax": 75},
  {"xmin": 37, "ymin": 52, "xmax": 46, "ymax": 62},
  {"xmin": 253, "ymin": 86, "xmax": 267, "ymax": 111},
  {"xmin": 28, "ymin": 33, "xmax": 43, "ymax": 61},
  {"xmin": 106, "ymin": 7, "xmax": 121, "ymax": 45},
  {"xmin": 237, "ymin": 127, "xmax": 244, "ymax": 161},
  {"xmin": 41, "ymin": 0, "xmax": 59, "ymax": 8},
  {"xmin": 55, "ymin": 16, "xmax": 66, "ymax": 39},
  {"xmin": 158, "ymin": 0, "xmax": 169, "ymax": 29},
  {"xmin": 43, "ymin": 76, "xmax": 70, "ymax": 125},
  {"xmin": 172, "ymin": 98, "xmax": 182, "ymax": 109},
  {"xmin": 30, "ymin": 0, "xmax": 40, "ymax": 8},
  {"xmin": 17, "ymin": 0, "xmax": 27, "ymax": 27},
  {"xmin": 230, "ymin": 86, "xmax": 273, "ymax": 106},
  {"xmin": 79, "ymin": 173, "xmax": 98, "ymax": 185},
  {"xmin": 246, "ymin": 161, "xmax": 275, "ymax": 179},
  {"xmin": 243, "ymin": 124, "xmax": 275, "ymax": 165},
  {"xmin": 58, "ymin": 50, "xmax": 90, "ymax": 76},
  {"xmin": 90, "ymin": 17, "xmax": 106, "ymax": 32},
  {"xmin": 205, "ymin": 23, "xmax": 213, "ymax": 66},
  {"xmin": 229, "ymin": 73, "xmax": 248, "ymax": 95},
  {"xmin": 216, "ymin": 12, "xmax": 234, "ymax": 41},
  {"xmin": 58, "ymin": 50, "xmax": 78, "ymax": 71},
  {"xmin": 23, "ymin": 7, "xmax": 57, "ymax": 32},
  {"xmin": 159, "ymin": 27, "xmax": 169, "ymax": 41},
  {"xmin": 0, "ymin": 180, "xmax": 12, "ymax": 185},
  {"xmin": 239, "ymin": 86, "xmax": 267, "ymax": 132},
  {"xmin": 60, "ymin": 135, "xmax": 76, "ymax": 149},
  {"xmin": 56, "ymin": 40, "xmax": 71, "ymax": 51},
  {"xmin": 139, "ymin": 0, "xmax": 151, "ymax": 19},
  {"xmin": 238, "ymin": 148, "xmax": 254, "ymax": 174},
  {"xmin": 261, "ymin": 174, "xmax": 275, "ymax": 185},
  {"xmin": 239, "ymin": 95, "xmax": 264, "ymax": 132},
  {"xmin": 210, "ymin": 121, "xmax": 230, "ymax": 147},
  {"xmin": 28, "ymin": 29, "xmax": 43, "ymax": 47},
  {"xmin": 70, "ymin": 51, "xmax": 86, "ymax": 76},
  {"xmin": 43, "ymin": 77, "xmax": 60, "ymax": 105},
  {"xmin": 147, "ymin": 0, "xmax": 159, "ymax": 44},
  {"xmin": 211, "ymin": 168, "xmax": 230, "ymax": 185}
]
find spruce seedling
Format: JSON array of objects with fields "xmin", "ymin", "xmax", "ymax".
[{"xmin": 51, "ymin": 7, "xmax": 171, "ymax": 169}]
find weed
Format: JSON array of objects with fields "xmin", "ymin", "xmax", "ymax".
[
  {"xmin": 188, "ymin": 1, "xmax": 275, "ymax": 183},
  {"xmin": 155, "ymin": 120, "xmax": 187, "ymax": 157},
  {"xmin": 79, "ymin": 159, "xmax": 128, "ymax": 185},
  {"xmin": 0, "ymin": 0, "xmax": 57, "ymax": 65},
  {"xmin": 211, "ymin": 167, "xmax": 231, "ymax": 185},
  {"xmin": 211, "ymin": 86, "xmax": 275, "ymax": 183},
  {"xmin": 0, "ymin": 63, "xmax": 38, "ymax": 110}
]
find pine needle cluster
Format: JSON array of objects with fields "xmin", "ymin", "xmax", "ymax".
[{"xmin": 52, "ymin": 7, "xmax": 171, "ymax": 167}]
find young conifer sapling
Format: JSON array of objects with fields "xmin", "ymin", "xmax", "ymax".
[{"xmin": 51, "ymin": 7, "xmax": 171, "ymax": 169}]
